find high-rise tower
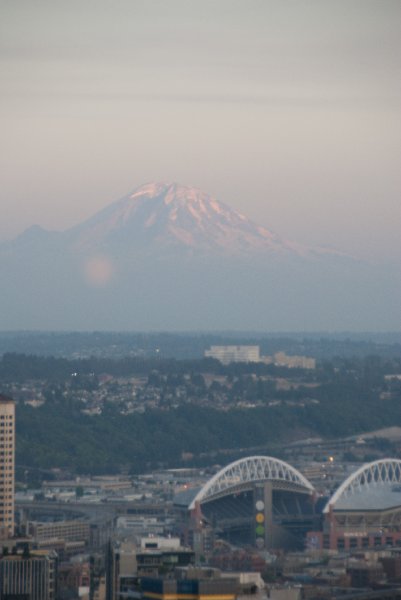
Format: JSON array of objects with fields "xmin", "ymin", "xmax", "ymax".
[{"xmin": 0, "ymin": 394, "xmax": 15, "ymax": 539}]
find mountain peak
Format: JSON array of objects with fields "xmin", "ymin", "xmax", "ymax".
[
  {"xmin": 129, "ymin": 181, "xmax": 211, "ymax": 209},
  {"xmin": 130, "ymin": 181, "xmax": 225, "ymax": 211},
  {"xmin": 69, "ymin": 181, "xmax": 293, "ymax": 256}
]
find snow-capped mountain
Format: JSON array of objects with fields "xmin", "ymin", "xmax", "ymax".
[
  {"xmin": 66, "ymin": 182, "xmax": 305, "ymax": 256},
  {"xmin": 0, "ymin": 182, "xmax": 399, "ymax": 331},
  {"xmin": 4, "ymin": 182, "xmax": 336, "ymax": 260}
]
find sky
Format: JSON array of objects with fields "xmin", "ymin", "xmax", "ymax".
[{"xmin": 1, "ymin": 0, "xmax": 400, "ymax": 262}]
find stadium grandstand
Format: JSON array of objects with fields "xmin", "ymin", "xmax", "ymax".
[{"xmin": 174, "ymin": 456, "xmax": 320, "ymax": 551}]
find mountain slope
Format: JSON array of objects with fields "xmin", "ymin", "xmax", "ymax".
[
  {"xmin": 65, "ymin": 182, "xmax": 310, "ymax": 257},
  {"xmin": 0, "ymin": 182, "xmax": 399, "ymax": 331}
]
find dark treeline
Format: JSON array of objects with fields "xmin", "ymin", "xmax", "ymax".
[
  {"xmin": 1, "ymin": 351, "xmax": 400, "ymax": 383},
  {"xmin": 0, "ymin": 352, "xmax": 316, "ymax": 382},
  {"xmin": 15, "ymin": 390, "xmax": 401, "ymax": 476}
]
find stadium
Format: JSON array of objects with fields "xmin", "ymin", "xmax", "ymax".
[
  {"xmin": 308, "ymin": 459, "xmax": 401, "ymax": 551},
  {"xmin": 175, "ymin": 457, "xmax": 401, "ymax": 554},
  {"xmin": 174, "ymin": 456, "xmax": 320, "ymax": 551}
]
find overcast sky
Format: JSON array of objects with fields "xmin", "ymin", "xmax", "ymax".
[{"xmin": 1, "ymin": 0, "xmax": 400, "ymax": 261}]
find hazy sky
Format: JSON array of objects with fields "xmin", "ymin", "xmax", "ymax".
[{"xmin": 1, "ymin": 0, "xmax": 400, "ymax": 261}]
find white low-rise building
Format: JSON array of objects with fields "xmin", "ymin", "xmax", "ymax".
[{"xmin": 204, "ymin": 345, "xmax": 260, "ymax": 364}]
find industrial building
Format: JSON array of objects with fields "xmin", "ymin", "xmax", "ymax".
[{"xmin": 27, "ymin": 519, "xmax": 90, "ymax": 544}]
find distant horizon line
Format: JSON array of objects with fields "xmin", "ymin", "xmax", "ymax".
[{"xmin": 0, "ymin": 329, "xmax": 399, "ymax": 337}]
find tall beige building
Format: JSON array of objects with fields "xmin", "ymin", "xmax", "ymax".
[{"xmin": 0, "ymin": 394, "xmax": 15, "ymax": 539}]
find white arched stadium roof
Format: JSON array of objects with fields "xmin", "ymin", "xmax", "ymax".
[
  {"xmin": 188, "ymin": 455, "xmax": 314, "ymax": 510},
  {"xmin": 323, "ymin": 458, "xmax": 401, "ymax": 514}
]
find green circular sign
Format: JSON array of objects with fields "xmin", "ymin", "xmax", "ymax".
[{"xmin": 255, "ymin": 524, "xmax": 265, "ymax": 536}]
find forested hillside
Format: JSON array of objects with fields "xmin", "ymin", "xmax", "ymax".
[{"xmin": 0, "ymin": 352, "xmax": 399, "ymax": 476}]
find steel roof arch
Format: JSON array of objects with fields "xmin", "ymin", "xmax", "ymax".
[
  {"xmin": 188, "ymin": 455, "xmax": 314, "ymax": 510},
  {"xmin": 323, "ymin": 458, "xmax": 401, "ymax": 514}
]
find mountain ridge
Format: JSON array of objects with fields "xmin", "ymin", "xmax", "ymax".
[
  {"xmin": 5, "ymin": 182, "xmax": 340, "ymax": 259},
  {"xmin": 0, "ymin": 182, "xmax": 398, "ymax": 331}
]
